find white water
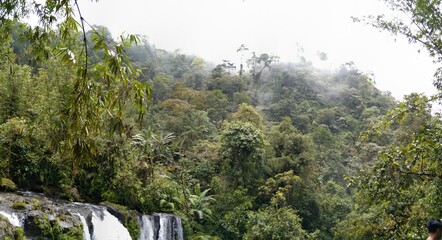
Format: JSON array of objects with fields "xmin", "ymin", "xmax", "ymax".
[
  {"xmin": 158, "ymin": 215, "xmax": 171, "ymax": 240},
  {"xmin": 139, "ymin": 215, "xmax": 155, "ymax": 240},
  {"xmin": 73, "ymin": 213, "xmax": 91, "ymax": 240},
  {"xmin": 0, "ymin": 192, "xmax": 184, "ymax": 240},
  {"xmin": 91, "ymin": 209, "xmax": 132, "ymax": 240},
  {"xmin": 0, "ymin": 210, "xmax": 23, "ymax": 227},
  {"xmin": 174, "ymin": 216, "xmax": 183, "ymax": 240},
  {"xmin": 139, "ymin": 213, "xmax": 184, "ymax": 240}
]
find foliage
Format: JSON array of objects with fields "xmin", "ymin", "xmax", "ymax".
[
  {"xmin": 206, "ymin": 90, "xmax": 229, "ymax": 124},
  {"xmin": 0, "ymin": 3, "xmax": 415, "ymax": 238},
  {"xmin": 132, "ymin": 129, "xmax": 176, "ymax": 181},
  {"xmin": 342, "ymin": 94, "xmax": 440, "ymax": 239},
  {"xmin": 316, "ymin": 180, "xmax": 352, "ymax": 239},
  {"xmin": 0, "ymin": 178, "xmax": 16, "ymax": 191},
  {"xmin": 0, "ymin": 117, "xmax": 41, "ymax": 188},
  {"xmin": 267, "ymin": 117, "xmax": 314, "ymax": 175},
  {"xmin": 220, "ymin": 121, "xmax": 265, "ymax": 190},
  {"xmin": 244, "ymin": 206, "xmax": 316, "ymax": 240},
  {"xmin": 14, "ymin": 228, "xmax": 25, "ymax": 240},
  {"xmin": 230, "ymin": 103, "xmax": 264, "ymax": 129},
  {"xmin": 214, "ymin": 188, "xmax": 254, "ymax": 239},
  {"xmin": 186, "ymin": 188, "xmax": 215, "ymax": 222},
  {"xmin": 247, "ymin": 52, "xmax": 279, "ymax": 83},
  {"xmin": 258, "ymin": 170, "xmax": 301, "ymax": 208},
  {"xmin": 34, "ymin": 215, "xmax": 83, "ymax": 240},
  {"xmin": 12, "ymin": 200, "xmax": 26, "ymax": 209}
]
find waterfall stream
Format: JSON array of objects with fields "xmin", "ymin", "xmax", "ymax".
[
  {"xmin": 0, "ymin": 209, "xmax": 23, "ymax": 227},
  {"xmin": 139, "ymin": 213, "xmax": 183, "ymax": 240},
  {"xmin": 0, "ymin": 192, "xmax": 184, "ymax": 240},
  {"xmin": 139, "ymin": 215, "xmax": 156, "ymax": 240},
  {"xmin": 73, "ymin": 213, "xmax": 91, "ymax": 240},
  {"xmin": 91, "ymin": 209, "xmax": 132, "ymax": 240}
]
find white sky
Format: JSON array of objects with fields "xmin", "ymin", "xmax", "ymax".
[{"xmin": 80, "ymin": 0, "xmax": 438, "ymax": 101}]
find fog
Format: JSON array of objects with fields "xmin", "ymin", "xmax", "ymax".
[{"xmin": 80, "ymin": 0, "xmax": 437, "ymax": 100}]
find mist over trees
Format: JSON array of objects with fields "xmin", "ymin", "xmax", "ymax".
[{"xmin": 0, "ymin": 0, "xmax": 442, "ymax": 239}]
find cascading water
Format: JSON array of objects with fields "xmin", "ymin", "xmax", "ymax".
[
  {"xmin": 0, "ymin": 192, "xmax": 184, "ymax": 240},
  {"xmin": 91, "ymin": 208, "xmax": 132, "ymax": 240},
  {"xmin": 139, "ymin": 213, "xmax": 184, "ymax": 240},
  {"xmin": 68, "ymin": 204, "xmax": 132, "ymax": 240},
  {"xmin": 0, "ymin": 210, "xmax": 23, "ymax": 227},
  {"xmin": 139, "ymin": 215, "xmax": 156, "ymax": 240},
  {"xmin": 173, "ymin": 215, "xmax": 184, "ymax": 240},
  {"xmin": 72, "ymin": 212, "xmax": 91, "ymax": 240}
]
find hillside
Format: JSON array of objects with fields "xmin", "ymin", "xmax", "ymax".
[{"xmin": 3, "ymin": 20, "xmax": 440, "ymax": 239}]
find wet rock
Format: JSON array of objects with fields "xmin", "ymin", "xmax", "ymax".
[
  {"xmin": 68, "ymin": 187, "xmax": 81, "ymax": 201},
  {"xmin": 106, "ymin": 204, "xmax": 127, "ymax": 223},
  {"xmin": 23, "ymin": 210, "xmax": 44, "ymax": 238}
]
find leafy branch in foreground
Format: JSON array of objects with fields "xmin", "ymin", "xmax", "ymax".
[
  {"xmin": 355, "ymin": 0, "xmax": 442, "ymax": 90},
  {"xmin": 360, "ymin": 93, "xmax": 436, "ymax": 142},
  {"xmin": 1, "ymin": 0, "xmax": 152, "ymax": 181},
  {"xmin": 345, "ymin": 93, "xmax": 442, "ymax": 239}
]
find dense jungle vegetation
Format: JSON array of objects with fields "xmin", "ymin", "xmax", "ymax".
[{"xmin": 1, "ymin": 0, "xmax": 442, "ymax": 239}]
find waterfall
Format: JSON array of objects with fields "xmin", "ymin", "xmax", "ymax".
[
  {"xmin": 73, "ymin": 212, "xmax": 91, "ymax": 240},
  {"xmin": 0, "ymin": 209, "xmax": 23, "ymax": 227},
  {"xmin": 0, "ymin": 192, "xmax": 184, "ymax": 240},
  {"xmin": 139, "ymin": 215, "xmax": 156, "ymax": 240},
  {"xmin": 91, "ymin": 209, "xmax": 132, "ymax": 240},
  {"xmin": 173, "ymin": 216, "xmax": 184, "ymax": 240},
  {"xmin": 158, "ymin": 214, "xmax": 172, "ymax": 239},
  {"xmin": 139, "ymin": 213, "xmax": 184, "ymax": 240}
]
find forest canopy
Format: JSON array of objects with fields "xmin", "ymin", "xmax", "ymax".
[{"xmin": 0, "ymin": 0, "xmax": 442, "ymax": 239}]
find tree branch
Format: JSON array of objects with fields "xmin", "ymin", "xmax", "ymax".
[
  {"xmin": 74, "ymin": 0, "xmax": 87, "ymax": 79},
  {"xmin": 398, "ymin": 169, "xmax": 442, "ymax": 179}
]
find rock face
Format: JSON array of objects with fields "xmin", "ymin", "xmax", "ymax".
[
  {"xmin": 0, "ymin": 191, "xmax": 184, "ymax": 240},
  {"xmin": 0, "ymin": 191, "xmax": 83, "ymax": 239}
]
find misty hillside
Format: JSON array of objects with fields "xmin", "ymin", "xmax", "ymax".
[
  {"xmin": 1, "ymin": 18, "xmax": 440, "ymax": 239},
  {"xmin": 110, "ymin": 27, "xmax": 399, "ymax": 237}
]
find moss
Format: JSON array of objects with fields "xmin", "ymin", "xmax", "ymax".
[
  {"xmin": 125, "ymin": 218, "xmax": 141, "ymax": 240},
  {"xmin": 31, "ymin": 199, "xmax": 40, "ymax": 210},
  {"xmin": 0, "ymin": 215, "xmax": 15, "ymax": 239},
  {"xmin": 0, "ymin": 178, "xmax": 17, "ymax": 191},
  {"xmin": 33, "ymin": 215, "xmax": 82, "ymax": 240},
  {"xmin": 102, "ymin": 201, "xmax": 130, "ymax": 215},
  {"xmin": 12, "ymin": 201, "xmax": 26, "ymax": 209},
  {"xmin": 14, "ymin": 227, "xmax": 26, "ymax": 240}
]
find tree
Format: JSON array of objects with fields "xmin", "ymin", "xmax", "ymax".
[
  {"xmin": 0, "ymin": 1, "xmax": 152, "ymax": 190},
  {"xmin": 343, "ymin": 94, "xmax": 440, "ymax": 239},
  {"xmin": 360, "ymin": 0, "xmax": 442, "ymax": 90},
  {"xmin": 132, "ymin": 129, "xmax": 176, "ymax": 182},
  {"xmin": 172, "ymin": 83, "xmax": 206, "ymax": 110},
  {"xmin": 206, "ymin": 90, "xmax": 229, "ymax": 124},
  {"xmin": 247, "ymin": 52, "xmax": 279, "ymax": 83},
  {"xmin": 267, "ymin": 117, "xmax": 313, "ymax": 174},
  {"xmin": 230, "ymin": 103, "xmax": 264, "ymax": 129},
  {"xmin": 150, "ymin": 74, "xmax": 173, "ymax": 103},
  {"xmin": 237, "ymin": 44, "xmax": 249, "ymax": 77},
  {"xmin": 245, "ymin": 206, "xmax": 313, "ymax": 240},
  {"xmin": 207, "ymin": 74, "xmax": 247, "ymax": 99},
  {"xmin": 316, "ymin": 181, "xmax": 352, "ymax": 239},
  {"xmin": 220, "ymin": 121, "xmax": 265, "ymax": 190}
]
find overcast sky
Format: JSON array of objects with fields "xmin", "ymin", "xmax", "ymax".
[{"xmin": 80, "ymin": 0, "xmax": 437, "ymax": 101}]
